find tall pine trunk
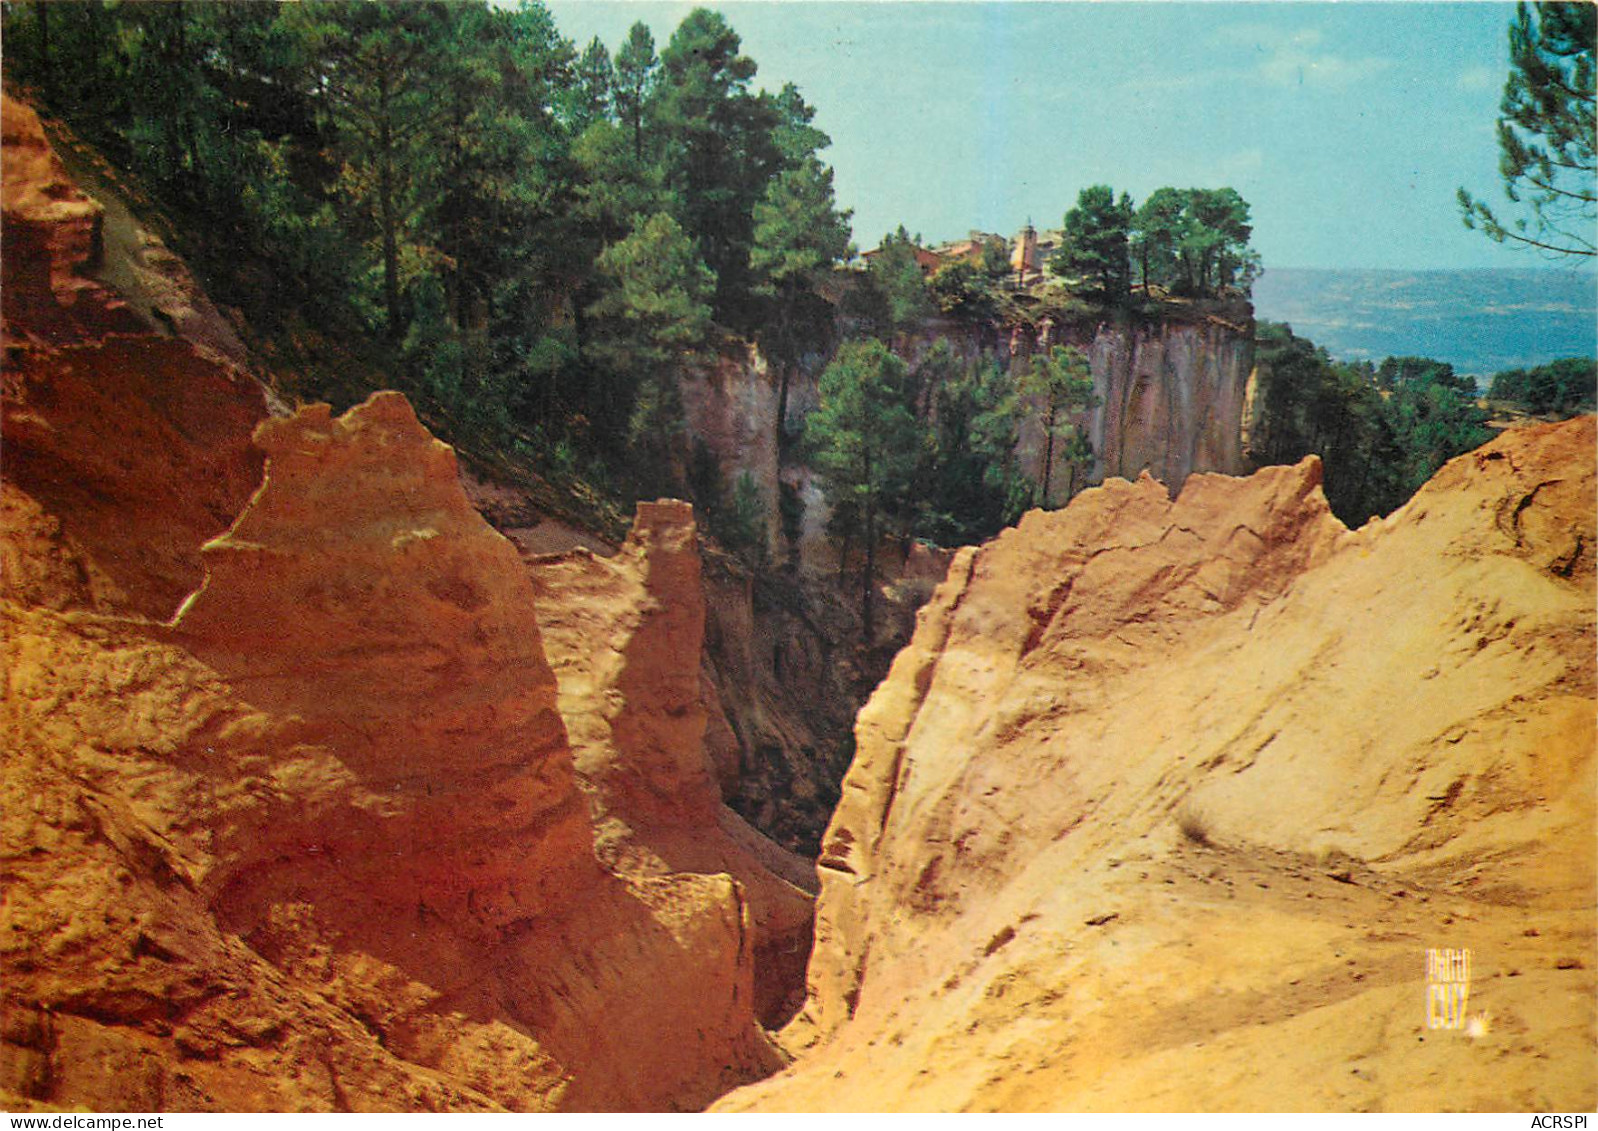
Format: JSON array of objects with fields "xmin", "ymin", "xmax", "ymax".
[
  {"xmin": 37, "ymin": 2, "xmax": 53, "ymax": 106},
  {"xmin": 1040, "ymin": 402, "xmax": 1057, "ymax": 504},
  {"xmin": 378, "ymin": 71, "xmax": 401, "ymax": 341},
  {"xmin": 862, "ymin": 497, "xmax": 876, "ymax": 643},
  {"xmin": 774, "ymin": 302, "xmax": 793, "ymax": 448}
]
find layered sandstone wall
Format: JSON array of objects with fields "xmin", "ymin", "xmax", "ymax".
[
  {"xmin": 677, "ymin": 308, "xmax": 1253, "ymax": 567},
  {"xmin": 1, "ymin": 96, "xmax": 802, "ymax": 1112},
  {"xmin": 719, "ymin": 417, "xmax": 1596, "ymax": 1112},
  {"xmin": 1080, "ymin": 315, "xmax": 1253, "ymax": 490},
  {"xmin": 528, "ymin": 502, "xmax": 819, "ymax": 1026},
  {"xmin": 2, "ymin": 94, "xmax": 268, "ymax": 620},
  {"xmin": 2, "ymin": 395, "xmax": 792, "ymax": 1112}
]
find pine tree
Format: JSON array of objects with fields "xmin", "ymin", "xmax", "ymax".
[
  {"xmin": 585, "ymin": 212, "xmax": 716, "ymax": 480},
  {"xmin": 805, "ymin": 339, "xmax": 921, "ymax": 638},
  {"xmin": 296, "ymin": 1, "xmax": 452, "ymax": 339},
  {"xmin": 1051, "ymin": 185, "xmax": 1132, "ymax": 303},
  {"xmin": 864, "ymin": 225, "xmax": 936, "ymax": 338},
  {"xmin": 1131, "ymin": 187, "xmax": 1187, "ymax": 295},
  {"xmin": 1459, "ymin": 2, "xmax": 1596, "ymax": 257},
  {"xmin": 1020, "ymin": 345, "xmax": 1098, "ymax": 505},
  {"xmin": 613, "ymin": 21, "xmax": 658, "ymax": 163},
  {"xmin": 652, "ymin": 8, "xmax": 781, "ymax": 329},
  {"xmin": 917, "ymin": 347, "xmax": 1029, "ymax": 545},
  {"xmin": 569, "ymin": 36, "xmax": 614, "ymax": 131},
  {"xmin": 750, "ymin": 156, "xmax": 852, "ymax": 441}
]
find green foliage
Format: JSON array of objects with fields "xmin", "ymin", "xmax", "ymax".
[
  {"xmin": 847, "ymin": 226, "xmax": 935, "ymax": 340},
  {"xmin": 1251, "ymin": 323, "xmax": 1495, "ymax": 525},
  {"xmin": 586, "ymin": 211, "xmax": 715, "ymax": 367},
  {"xmin": 805, "ymin": 339, "xmax": 922, "ymax": 634},
  {"xmin": 981, "ymin": 236, "xmax": 1012, "ymax": 280},
  {"xmin": 769, "ymin": 82, "xmax": 832, "ymax": 166},
  {"xmin": 929, "ymin": 259, "xmax": 999, "ymax": 324},
  {"xmin": 290, "ymin": 1, "xmax": 456, "ymax": 339},
  {"xmin": 1375, "ymin": 356, "xmax": 1462, "ymax": 393},
  {"xmin": 727, "ymin": 471, "xmax": 769, "ymax": 558},
  {"xmin": 751, "ymin": 159, "xmax": 852, "ymax": 295},
  {"xmin": 1459, "ymin": 2, "xmax": 1596, "ymax": 258},
  {"xmin": 1130, "ymin": 187, "xmax": 1186, "ymax": 296},
  {"xmin": 1051, "ymin": 185, "xmax": 1133, "ymax": 303},
  {"xmin": 1386, "ymin": 377, "xmax": 1495, "ymax": 497},
  {"xmin": 750, "ymin": 154, "xmax": 852, "ymax": 438},
  {"xmin": 914, "ymin": 344, "xmax": 1031, "ymax": 545},
  {"xmin": 652, "ymin": 8, "xmax": 782, "ymax": 331},
  {"xmin": 1019, "ymin": 345, "xmax": 1099, "ymax": 504},
  {"xmin": 586, "ymin": 212, "xmax": 716, "ymax": 482},
  {"xmin": 571, "ymin": 120, "xmax": 673, "ymax": 246},
  {"xmin": 568, "ymin": 36, "xmax": 613, "ymax": 131},
  {"xmin": 612, "ymin": 21, "xmax": 657, "ymax": 163},
  {"xmin": 1488, "ymin": 357, "xmax": 1598, "ymax": 415},
  {"xmin": 1131, "ymin": 186, "xmax": 1260, "ymax": 297}
]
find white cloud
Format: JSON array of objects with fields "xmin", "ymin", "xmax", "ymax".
[
  {"xmin": 1259, "ymin": 47, "xmax": 1395, "ymax": 89},
  {"xmin": 1210, "ymin": 20, "xmax": 1395, "ymax": 91}
]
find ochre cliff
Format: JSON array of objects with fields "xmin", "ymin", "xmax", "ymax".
[
  {"xmin": 528, "ymin": 505, "xmax": 819, "ymax": 1026},
  {"xmin": 718, "ymin": 416, "xmax": 1596, "ymax": 1112},
  {"xmin": 2, "ymin": 95, "xmax": 801, "ymax": 1112},
  {"xmin": 1002, "ymin": 306, "xmax": 1254, "ymax": 503},
  {"xmin": 3, "ymin": 395, "xmax": 788, "ymax": 1111},
  {"xmin": 2, "ymin": 94, "xmax": 267, "ymax": 620},
  {"xmin": 1079, "ymin": 313, "xmax": 1253, "ymax": 491}
]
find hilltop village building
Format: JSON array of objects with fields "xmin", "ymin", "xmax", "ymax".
[{"xmin": 858, "ymin": 225, "xmax": 1065, "ymax": 288}]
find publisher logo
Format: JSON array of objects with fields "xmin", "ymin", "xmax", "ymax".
[{"xmin": 1425, "ymin": 946, "xmax": 1472, "ymax": 1030}]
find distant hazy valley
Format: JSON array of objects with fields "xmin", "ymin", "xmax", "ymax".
[{"xmin": 1252, "ymin": 267, "xmax": 1598, "ymax": 380}]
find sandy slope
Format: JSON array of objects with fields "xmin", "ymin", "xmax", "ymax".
[{"xmin": 719, "ymin": 419, "xmax": 1596, "ymax": 1112}]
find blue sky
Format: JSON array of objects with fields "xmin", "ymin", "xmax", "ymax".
[{"xmin": 543, "ymin": 1, "xmax": 1578, "ymax": 272}]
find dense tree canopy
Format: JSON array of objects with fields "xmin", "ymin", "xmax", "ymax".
[
  {"xmin": 1459, "ymin": 2, "xmax": 1596, "ymax": 258},
  {"xmin": 1488, "ymin": 357, "xmax": 1597, "ymax": 415},
  {"xmin": 1051, "ymin": 184, "xmax": 1259, "ymax": 303},
  {"xmin": 1051, "ymin": 185, "xmax": 1133, "ymax": 302},
  {"xmin": 1250, "ymin": 323, "xmax": 1495, "ymax": 525},
  {"xmin": 2, "ymin": 0, "xmax": 852, "ymax": 500},
  {"xmin": 805, "ymin": 339, "xmax": 921, "ymax": 636},
  {"xmin": 1130, "ymin": 187, "xmax": 1260, "ymax": 297}
]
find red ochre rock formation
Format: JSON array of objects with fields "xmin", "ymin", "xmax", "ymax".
[
  {"xmin": 1, "ymin": 95, "xmax": 122, "ymax": 334},
  {"xmin": 2, "ymin": 395, "xmax": 786, "ymax": 1111},
  {"xmin": 3, "ymin": 94, "xmax": 268, "ymax": 619},
  {"xmin": 529, "ymin": 502, "xmax": 819, "ymax": 1027},
  {"xmin": 718, "ymin": 417, "xmax": 1596, "ymax": 1112},
  {"xmin": 2, "ymin": 95, "xmax": 806, "ymax": 1111}
]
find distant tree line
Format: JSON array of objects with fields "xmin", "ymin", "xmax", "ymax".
[
  {"xmin": 1249, "ymin": 325, "xmax": 1499, "ymax": 525},
  {"xmin": 1487, "ymin": 357, "xmax": 1596, "ymax": 416},
  {"xmin": 845, "ymin": 185, "xmax": 1263, "ymax": 334}
]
